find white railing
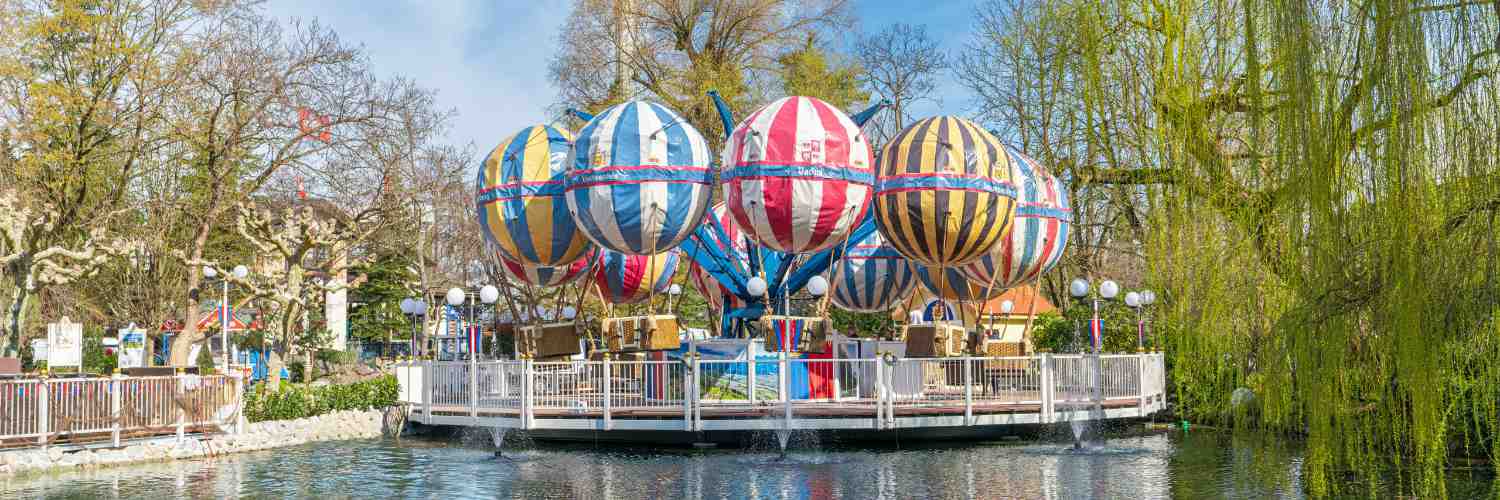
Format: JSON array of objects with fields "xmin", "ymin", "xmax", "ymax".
[
  {"xmin": 0, "ymin": 374, "xmax": 243, "ymax": 449},
  {"xmin": 396, "ymin": 352, "xmax": 1167, "ymax": 431}
]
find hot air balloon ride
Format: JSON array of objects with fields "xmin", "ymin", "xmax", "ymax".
[
  {"xmin": 721, "ymin": 96, "xmax": 874, "ymax": 255},
  {"xmin": 593, "ymin": 249, "xmax": 681, "ymax": 352},
  {"xmin": 873, "ymin": 116, "xmax": 1022, "ymax": 357},
  {"xmin": 475, "ymin": 125, "xmax": 601, "ymax": 360},
  {"xmin": 713, "ymin": 96, "xmax": 878, "ymax": 351},
  {"xmin": 496, "ymin": 249, "xmax": 600, "ymax": 359}
]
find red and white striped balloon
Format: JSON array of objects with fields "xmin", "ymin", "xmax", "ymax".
[
  {"xmin": 721, "ymin": 96, "xmax": 874, "ymax": 254},
  {"xmin": 497, "ymin": 249, "xmax": 596, "ymax": 288},
  {"xmin": 687, "ymin": 204, "xmax": 750, "ymax": 311}
]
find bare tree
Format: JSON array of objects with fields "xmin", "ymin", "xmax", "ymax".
[
  {"xmin": 550, "ymin": 0, "xmax": 854, "ymax": 145},
  {"xmin": 855, "ymin": 23, "xmax": 948, "ymax": 143},
  {"xmin": 160, "ymin": 13, "xmax": 431, "ymax": 365}
]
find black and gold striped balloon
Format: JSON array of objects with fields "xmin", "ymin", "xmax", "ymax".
[{"xmin": 873, "ymin": 116, "xmax": 1019, "ymax": 267}]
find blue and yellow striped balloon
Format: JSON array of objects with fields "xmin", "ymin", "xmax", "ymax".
[{"xmin": 476, "ymin": 125, "xmax": 595, "ymax": 267}]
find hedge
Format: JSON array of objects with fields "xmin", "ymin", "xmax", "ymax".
[{"xmin": 244, "ymin": 375, "xmax": 399, "ymax": 423}]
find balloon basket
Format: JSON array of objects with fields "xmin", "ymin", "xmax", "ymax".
[
  {"xmin": 903, "ymin": 323, "xmax": 967, "ymax": 358},
  {"xmin": 605, "ymin": 315, "xmax": 680, "ymax": 352},
  {"xmin": 518, "ymin": 322, "xmax": 583, "ymax": 359},
  {"xmin": 759, "ymin": 316, "xmax": 829, "ymax": 353}
]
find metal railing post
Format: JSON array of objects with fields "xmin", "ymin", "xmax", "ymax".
[
  {"xmin": 602, "ymin": 357, "xmax": 613, "ymax": 430},
  {"xmin": 523, "ymin": 359, "xmax": 534, "ymax": 430},
  {"xmin": 874, "ymin": 356, "xmax": 884, "ymax": 429},
  {"xmin": 686, "ymin": 358, "xmax": 697, "ymax": 431},
  {"xmin": 175, "ymin": 371, "xmax": 186, "ymax": 442},
  {"xmin": 885, "ymin": 358, "xmax": 895, "ymax": 427},
  {"xmin": 692, "ymin": 358, "xmax": 703, "ymax": 430},
  {"xmin": 1040, "ymin": 354, "xmax": 1054, "ymax": 424},
  {"xmin": 1137, "ymin": 354, "xmax": 1148, "ymax": 414},
  {"xmin": 963, "ymin": 357, "xmax": 973, "ymax": 426},
  {"xmin": 470, "ymin": 362, "xmax": 479, "ymax": 422},
  {"xmin": 37, "ymin": 376, "xmax": 49, "ymax": 447},
  {"xmin": 422, "ymin": 360, "xmax": 433, "ymax": 423},
  {"xmin": 111, "ymin": 372, "xmax": 123, "ymax": 446},
  {"xmin": 830, "ymin": 345, "xmax": 841, "ymax": 402},
  {"xmin": 747, "ymin": 354, "xmax": 757, "ymax": 406}
]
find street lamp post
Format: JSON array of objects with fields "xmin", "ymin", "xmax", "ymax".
[
  {"xmin": 479, "ymin": 285, "xmax": 499, "ymax": 358},
  {"xmin": 1140, "ymin": 290, "xmax": 1157, "ymax": 351},
  {"xmin": 1069, "ymin": 278, "xmax": 1119, "ymax": 355},
  {"xmin": 399, "ymin": 297, "xmax": 427, "ymax": 358},
  {"xmin": 1125, "ymin": 291, "xmax": 1143, "ymax": 351},
  {"xmin": 203, "ymin": 265, "xmax": 249, "ymax": 372}
]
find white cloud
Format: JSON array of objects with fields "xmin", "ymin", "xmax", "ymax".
[{"xmin": 261, "ymin": 0, "xmax": 568, "ymax": 151}]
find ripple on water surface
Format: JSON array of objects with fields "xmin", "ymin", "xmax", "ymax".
[{"xmin": 0, "ymin": 432, "xmax": 1493, "ymax": 499}]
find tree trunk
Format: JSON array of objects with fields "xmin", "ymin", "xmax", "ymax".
[
  {"xmin": 266, "ymin": 349, "xmax": 284, "ymax": 387},
  {"xmin": 4, "ymin": 286, "xmax": 26, "ymax": 357},
  {"xmin": 168, "ymin": 196, "xmax": 222, "ymax": 366}
]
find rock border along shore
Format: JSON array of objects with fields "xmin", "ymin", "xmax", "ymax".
[{"xmin": 0, "ymin": 407, "xmax": 406, "ymax": 477}]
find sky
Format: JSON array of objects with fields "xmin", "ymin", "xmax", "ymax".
[{"xmin": 262, "ymin": 0, "xmax": 981, "ymax": 152}]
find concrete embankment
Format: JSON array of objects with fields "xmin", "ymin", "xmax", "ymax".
[{"xmin": 0, "ymin": 407, "xmax": 406, "ymax": 477}]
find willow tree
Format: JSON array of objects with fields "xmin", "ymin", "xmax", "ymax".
[{"xmin": 963, "ymin": 0, "xmax": 1500, "ymax": 496}]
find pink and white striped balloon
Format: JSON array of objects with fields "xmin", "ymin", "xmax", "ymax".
[{"xmin": 720, "ymin": 96, "xmax": 874, "ymax": 254}]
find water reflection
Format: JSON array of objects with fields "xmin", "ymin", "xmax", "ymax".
[{"xmin": 0, "ymin": 431, "xmax": 1492, "ymax": 499}]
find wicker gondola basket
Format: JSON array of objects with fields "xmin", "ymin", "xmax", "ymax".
[
  {"xmin": 759, "ymin": 315, "xmax": 829, "ymax": 353},
  {"xmin": 517, "ymin": 322, "xmax": 583, "ymax": 359},
  {"xmin": 604, "ymin": 315, "xmax": 680, "ymax": 352},
  {"xmin": 903, "ymin": 323, "xmax": 967, "ymax": 358}
]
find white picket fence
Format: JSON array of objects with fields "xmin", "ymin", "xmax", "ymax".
[
  {"xmin": 395, "ymin": 352, "xmax": 1167, "ymax": 432},
  {"xmin": 0, "ymin": 374, "xmax": 243, "ymax": 449}
]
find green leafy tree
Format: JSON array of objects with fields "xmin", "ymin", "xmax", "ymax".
[
  {"xmin": 349, "ymin": 251, "xmax": 416, "ymax": 344},
  {"xmin": 777, "ymin": 36, "xmax": 869, "ymax": 110}
]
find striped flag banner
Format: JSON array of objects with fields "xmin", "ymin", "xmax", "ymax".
[{"xmin": 1090, "ymin": 319, "xmax": 1104, "ymax": 351}]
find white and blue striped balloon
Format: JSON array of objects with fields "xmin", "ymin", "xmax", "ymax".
[
  {"xmin": 830, "ymin": 232, "xmax": 918, "ymax": 313},
  {"xmin": 565, "ymin": 101, "xmax": 713, "ymax": 256}
]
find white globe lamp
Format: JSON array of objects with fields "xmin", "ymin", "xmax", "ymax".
[
  {"xmin": 1100, "ymin": 280, "xmax": 1120, "ymax": 300},
  {"xmin": 806, "ymin": 276, "xmax": 829, "ymax": 297}
]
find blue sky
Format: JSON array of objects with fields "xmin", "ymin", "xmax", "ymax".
[{"xmin": 262, "ymin": 0, "xmax": 980, "ymax": 151}]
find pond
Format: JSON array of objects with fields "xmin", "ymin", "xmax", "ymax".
[{"xmin": 0, "ymin": 429, "xmax": 1493, "ymax": 499}]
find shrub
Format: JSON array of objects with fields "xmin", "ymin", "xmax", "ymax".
[
  {"xmin": 196, "ymin": 343, "xmax": 215, "ymax": 373},
  {"xmin": 244, "ymin": 374, "xmax": 399, "ymax": 422}
]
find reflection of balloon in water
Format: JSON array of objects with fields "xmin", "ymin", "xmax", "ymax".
[
  {"xmin": 497, "ymin": 249, "xmax": 596, "ymax": 288},
  {"xmin": 959, "ymin": 146, "xmax": 1071, "ymax": 288},
  {"xmin": 721, "ymin": 96, "xmax": 874, "ymax": 254},
  {"xmin": 873, "ymin": 116, "xmax": 1019, "ymax": 267},
  {"xmin": 566, "ymin": 101, "xmax": 713, "ymax": 255},
  {"xmin": 830, "ymin": 231, "xmax": 917, "ymax": 313},
  {"xmin": 915, "ymin": 264, "xmax": 1007, "ymax": 302},
  {"xmin": 687, "ymin": 204, "xmax": 749, "ymax": 311},
  {"xmin": 594, "ymin": 250, "xmax": 679, "ymax": 305},
  {"xmin": 476, "ymin": 124, "xmax": 595, "ymax": 267}
]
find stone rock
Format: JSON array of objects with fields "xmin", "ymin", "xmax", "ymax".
[{"xmin": 46, "ymin": 447, "xmax": 64, "ymax": 462}]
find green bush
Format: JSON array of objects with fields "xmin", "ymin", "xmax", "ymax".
[
  {"xmin": 195, "ymin": 343, "xmax": 215, "ymax": 373},
  {"xmin": 287, "ymin": 360, "xmax": 305, "ymax": 382},
  {"xmin": 244, "ymin": 374, "xmax": 399, "ymax": 422},
  {"xmin": 316, "ymin": 349, "xmax": 357, "ymax": 366}
]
